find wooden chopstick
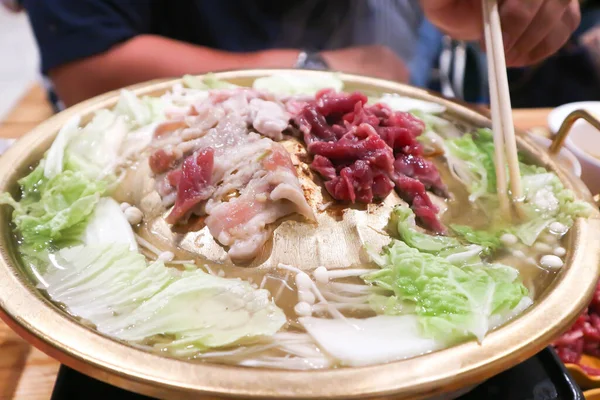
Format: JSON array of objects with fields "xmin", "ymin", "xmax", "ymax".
[
  {"xmin": 482, "ymin": 1, "xmax": 510, "ymax": 217},
  {"xmin": 481, "ymin": 0, "xmax": 523, "ymax": 217}
]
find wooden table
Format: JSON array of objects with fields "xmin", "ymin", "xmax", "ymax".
[
  {"xmin": 0, "ymin": 85, "xmax": 54, "ymax": 139},
  {"xmin": 0, "ymin": 84, "xmax": 58, "ymax": 400},
  {"xmin": 0, "ymin": 84, "xmax": 555, "ymax": 399}
]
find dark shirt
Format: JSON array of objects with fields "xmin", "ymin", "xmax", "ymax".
[
  {"xmin": 22, "ymin": 0, "xmax": 423, "ymax": 75},
  {"xmin": 22, "ymin": 0, "xmax": 308, "ymax": 74}
]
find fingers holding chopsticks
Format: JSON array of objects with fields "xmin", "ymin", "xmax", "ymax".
[
  {"xmin": 421, "ymin": 0, "xmax": 581, "ymax": 66},
  {"xmin": 501, "ymin": 0, "xmax": 581, "ymax": 66},
  {"xmin": 526, "ymin": 12, "xmax": 579, "ymax": 65}
]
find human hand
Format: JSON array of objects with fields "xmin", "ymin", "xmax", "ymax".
[
  {"xmin": 580, "ymin": 25, "xmax": 600, "ymax": 54},
  {"xmin": 420, "ymin": 0, "xmax": 581, "ymax": 67},
  {"xmin": 1, "ymin": 0, "xmax": 23, "ymax": 12},
  {"xmin": 580, "ymin": 25, "xmax": 600, "ymax": 77},
  {"xmin": 321, "ymin": 45, "xmax": 410, "ymax": 83}
]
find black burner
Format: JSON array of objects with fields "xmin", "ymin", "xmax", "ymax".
[
  {"xmin": 50, "ymin": 347, "xmax": 582, "ymax": 400},
  {"xmin": 459, "ymin": 348, "xmax": 582, "ymax": 400}
]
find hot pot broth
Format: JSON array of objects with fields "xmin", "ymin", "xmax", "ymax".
[{"xmin": 3, "ymin": 73, "xmax": 592, "ymax": 370}]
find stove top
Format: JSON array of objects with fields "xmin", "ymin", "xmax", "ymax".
[{"xmin": 50, "ymin": 347, "xmax": 582, "ymax": 400}]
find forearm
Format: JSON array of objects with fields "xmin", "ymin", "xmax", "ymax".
[{"xmin": 49, "ymin": 34, "xmax": 300, "ymax": 106}]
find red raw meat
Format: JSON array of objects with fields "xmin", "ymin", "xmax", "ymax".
[
  {"xmin": 394, "ymin": 154, "xmax": 448, "ymax": 197},
  {"xmin": 346, "ymin": 103, "xmax": 425, "ymax": 153},
  {"xmin": 372, "ymin": 171, "xmax": 395, "ymax": 199},
  {"xmin": 165, "ymin": 148, "xmax": 215, "ymax": 224},
  {"xmin": 296, "ymin": 104, "xmax": 337, "ymax": 142},
  {"xmin": 554, "ymin": 281, "xmax": 600, "ymax": 375},
  {"xmin": 411, "ymin": 193, "xmax": 444, "ymax": 234},
  {"xmin": 309, "ymin": 124, "xmax": 395, "ymax": 204},
  {"xmin": 344, "ymin": 101, "xmax": 380, "ymax": 127},
  {"xmin": 308, "ymin": 124, "xmax": 394, "ymax": 173},
  {"xmin": 295, "ymin": 90, "xmax": 446, "ymax": 232},
  {"xmin": 391, "ymin": 172, "xmax": 444, "ymax": 233},
  {"xmin": 167, "ymin": 169, "xmax": 182, "ymax": 187},
  {"xmin": 149, "ymin": 148, "xmax": 179, "ymax": 174},
  {"xmin": 324, "ymin": 159, "xmax": 395, "ymax": 203},
  {"xmin": 311, "ymin": 155, "xmax": 337, "ymax": 180},
  {"xmin": 315, "ymin": 89, "xmax": 367, "ymax": 116}
]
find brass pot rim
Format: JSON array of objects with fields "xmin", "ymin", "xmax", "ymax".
[{"xmin": 0, "ymin": 69, "xmax": 599, "ymax": 400}]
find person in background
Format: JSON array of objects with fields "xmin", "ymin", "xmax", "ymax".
[
  {"xmin": 11, "ymin": 0, "xmax": 582, "ymax": 108},
  {"xmin": 507, "ymin": 0, "xmax": 600, "ymax": 107},
  {"xmin": 409, "ymin": 18, "xmax": 444, "ymax": 90},
  {"xmin": 16, "ymin": 0, "xmax": 422, "ymax": 109}
]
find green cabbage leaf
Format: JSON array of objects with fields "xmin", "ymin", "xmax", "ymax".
[{"xmin": 364, "ymin": 240, "xmax": 531, "ymax": 344}]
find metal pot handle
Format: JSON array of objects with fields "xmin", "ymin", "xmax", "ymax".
[
  {"xmin": 549, "ymin": 109, "xmax": 600, "ymax": 207},
  {"xmin": 549, "ymin": 109, "xmax": 600, "ymax": 154}
]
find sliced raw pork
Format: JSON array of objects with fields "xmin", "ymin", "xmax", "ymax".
[
  {"xmin": 206, "ymin": 144, "xmax": 313, "ymax": 260},
  {"xmin": 148, "ymin": 88, "xmax": 314, "ymax": 261},
  {"xmin": 166, "ymin": 148, "xmax": 215, "ymax": 224}
]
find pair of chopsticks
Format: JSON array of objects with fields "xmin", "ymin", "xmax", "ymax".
[{"xmin": 482, "ymin": 0, "xmax": 522, "ymax": 217}]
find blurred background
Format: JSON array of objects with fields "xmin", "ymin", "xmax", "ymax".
[
  {"xmin": 1, "ymin": 1, "xmax": 600, "ymax": 399},
  {"xmin": 1, "ymin": 0, "xmax": 600, "ymax": 115},
  {"xmin": 0, "ymin": 5, "xmax": 38, "ymax": 121}
]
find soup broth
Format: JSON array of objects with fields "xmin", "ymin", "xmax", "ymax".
[{"xmin": 5, "ymin": 73, "xmax": 591, "ymax": 370}]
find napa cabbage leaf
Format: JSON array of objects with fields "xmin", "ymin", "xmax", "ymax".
[
  {"xmin": 412, "ymin": 110, "xmax": 462, "ymax": 139},
  {"xmin": 183, "ymin": 73, "xmax": 239, "ymax": 90},
  {"xmin": 83, "ymin": 197, "xmax": 137, "ymax": 251},
  {"xmin": 42, "ymin": 244, "xmax": 286, "ymax": 355},
  {"xmin": 512, "ymin": 164, "xmax": 595, "ymax": 245},
  {"xmin": 65, "ymin": 110, "xmax": 131, "ymax": 179},
  {"xmin": 252, "ymin": 72, "xmax": 343, "ymax": 95},
  {"xmin": 449, "ymin": 224, "xmax": 502, "ymax": 256},
  {"xmin": 0, "ymin": 105, "xmax": 130, "ymax": 266},
  {"xmin": 391, "ymin": 206, "xmax": 460, "ymax": 252},
  {"xmin": 114, "ymin": 89, "xmax": 170, "ymax": 128},
  {"xmin": 363, "ymin": 240, "xmax": 531, "ymax": 344},
  {"xmin": 299, "ymin": 315, "xmax": 444, "ymax": 367},
  {"xmin": 391, "ymin": 206, "xmax": 500, "ymax": 260},
  {"xmin": 378, "ymin": 93, "xmax": 446, "ymax": 114},
  {"xmin": 443, "ymin": 128, "xmax": 595, "ymax": 245},
  {"xmin": 44, "ymin": 115, "xmax": 81, "ymax": 179},
  {"xmin": 444, "ymin": 131, "xmax": 493, "ymax": 202},
  {"xmin": 410, "ymin": 110, "xmax": 462, "ymax": 157},
  {"xmin": 0, "ymin": 164, "xmax": 108, "ymax": 267}
]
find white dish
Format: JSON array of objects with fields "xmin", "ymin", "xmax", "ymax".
[
  {"xmin": 548, "ymin": 102, "xmax": 600, "ymax": 195},
  {"xmin": 527, "ymin": 133, "xmax": 582, "ymax": 178}
]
